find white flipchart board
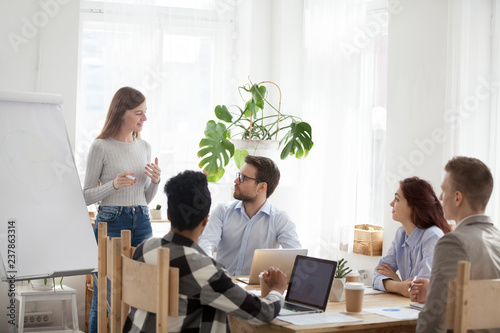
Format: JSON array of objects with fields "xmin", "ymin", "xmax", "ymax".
[{"xmin": 0, "ymin": 90, "xmax": 97, "ymax": 281}]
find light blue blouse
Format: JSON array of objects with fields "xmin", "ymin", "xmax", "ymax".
[{"xmin": 372, "ymin": 225, "xmax": 444, "ymax": 291}]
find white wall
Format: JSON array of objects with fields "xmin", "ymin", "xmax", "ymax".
[
  {"xmin": 0, "ymin": 0, "xmax": 84, "ymax": 331},
  {"xmin": 383, "ymin": 0, "xmax": 449, "ymax": 252}
]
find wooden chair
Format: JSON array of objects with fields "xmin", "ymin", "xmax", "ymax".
[
  {"xmin": 109, "ymin": 231, "xmax": 179, "ymax": 333},
  {"xmin": 97, "ymin": 222, "xmax": 134, "ymax": 333},
  {"xmin": 446, "ymin": 260, "xmax": 500, "ymax": 332}
]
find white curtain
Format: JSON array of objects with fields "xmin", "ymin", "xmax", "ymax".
[
  {"xmin": 444, "ymin": 0, "xmax": 500, "ymax": 226},
  {"xmin": 299, "ymin": 0, "xmax": 387, "ymax": 259},
  {"xmin": 76, "ymin": 0, "xmax": 236, "ymax": 210}
]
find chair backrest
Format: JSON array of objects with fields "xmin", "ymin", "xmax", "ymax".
[
  {"xmin": 108, "ymin": 231, "xmax": 179, "ymax": 333},
  {"xmin": 97, "ymin": 222, "xmax": 109, "ymax": 333},
  {"xmin": 96, "ymin": 222, "xmax": 142, "ymax": 332},
  {"xmin": 446, "ymin": 260, "xmax": 500, "ymax": 332}
]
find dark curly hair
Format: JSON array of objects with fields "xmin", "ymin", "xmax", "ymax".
[
  {"xmin": 164, "ymin": 171, "xmax": 211, "ymax": 231},
  {"xmin": 400, "ymin": 177, "xmax": 451, "ymax": 234}
]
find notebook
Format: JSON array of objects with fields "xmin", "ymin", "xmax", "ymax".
[
  {"xmin": 279, "ymin": 255, "xmax": 337, "ymax": 316},
  {"xmin": 237, "ymin": 248, "xmax": 308, "ymax": 285},
  {"xmin": 410, "ymin": 302, "xmax": 425, "ymax": 311}
]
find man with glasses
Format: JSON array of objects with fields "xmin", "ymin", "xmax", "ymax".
[{"xmin": 199, "ymin": 155, "xmax": 301, "ymax": 276}]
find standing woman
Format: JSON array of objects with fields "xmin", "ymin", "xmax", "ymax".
[
  {"xmin": 372, "ymin": 177, "xmax": 451, "ymax": 297},
  {"xmin": 84, "ymin": 87, "xmax": 161, "ymax": 333}
]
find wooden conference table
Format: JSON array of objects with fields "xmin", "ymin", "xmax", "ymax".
[{"xmin": 228, "ymin": 277, "xmax": 417, "ymax": 333}]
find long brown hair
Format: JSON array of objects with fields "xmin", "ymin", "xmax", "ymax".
[
  {"xmin": 96, "ymin": 87, "xmax": 145, "ymax": 140},
  {"xmin": 400, "ymin": 177, "xmax": 451, "ymax": 234}
]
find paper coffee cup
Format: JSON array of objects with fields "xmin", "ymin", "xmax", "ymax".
[
  {"xmin": 345, "ymin": 282, "xmax": 364, "ymax": 313},
  {"xmin": 345, "ymin": 271, "xmax": 360, "ymax": 283},
  {"xmin": 259, "ymin": 272, "xmax": 270, "ymax": 298}
]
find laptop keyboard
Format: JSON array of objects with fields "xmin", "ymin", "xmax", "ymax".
[{"xmin": 282, "ymin": 302, "xmax": 316, "ymax": 313}]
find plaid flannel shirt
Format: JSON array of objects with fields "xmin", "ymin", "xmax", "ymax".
[{"xmin": 123, "ymin": 231, "xmax": 284, "ymax": 332}]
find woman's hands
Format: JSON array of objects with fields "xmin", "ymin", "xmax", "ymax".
[
  {"xmin": 112, "ymin": 172, "xmax": 136, "ymax": 190},
  {"xmin": 112, "ymin": 158, "xmax": 161, "ymax": 190},
  {"xmin": 376, "ymin": 263, "xmax": 401, "ymax": 281},
  {"xmin": 145, "ymin": 157, "xmax": 161, "ymax": 184},
  {"xmin": 382, "ymin": 277, "xmax": 413, "ymax": 298}
]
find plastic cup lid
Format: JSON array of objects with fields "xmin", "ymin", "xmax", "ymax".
[
  {"xmin": 346, "ymin": 271, "xmax": 360, "ymax": 277},
  {"xmin": 345, "ymin": 282, "xmax": 365, "ymax": 290}
]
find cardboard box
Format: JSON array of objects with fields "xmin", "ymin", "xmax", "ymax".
[{"xmin": 353, "ymin": 224, "xmax": 383, "ymax": 256}]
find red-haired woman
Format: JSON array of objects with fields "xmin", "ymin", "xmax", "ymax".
[{"xmin": 372, "ymin": 177, "xmax": 451, "ymax": 297}]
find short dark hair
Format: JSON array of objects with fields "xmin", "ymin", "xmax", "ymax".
[
  {"xmin": 164, "ymin": 171, "xmax": 211, "ymax": 231},
  {"xmin": 444, "ymin": 156, "xmax": 493, "ymax": 211},
  {"xmin": 244, "ymin": 155, "xmax": 280, "ymax": 197}
]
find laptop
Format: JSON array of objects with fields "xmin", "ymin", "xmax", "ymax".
[
  {"xmin": 237, "ymin": 248, "xmax": 308, "ymax": 285},
  {"xmin": 279, "ymin": 255, "xmax": 337, "ymax": 316}
]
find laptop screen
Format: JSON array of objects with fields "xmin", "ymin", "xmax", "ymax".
[{"xmin": 286, "ymin": 255, "xmax": 337, "ymax": 310}]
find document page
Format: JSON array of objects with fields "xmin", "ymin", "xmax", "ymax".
[
  {"xmin": 277, "ymin": 312, "xmax": 362, "ymax": 326},
  {"xmin": 363, "ymin": 307, "xmax": 420, "ymax": 320}
]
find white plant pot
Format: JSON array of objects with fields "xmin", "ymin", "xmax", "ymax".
[
  {"xmin": 232, "ymin": 139, "xmax": 280, "ymax": 155},
  {"xmin": 30, "ymin": 278, "xmax": 53, "ymax": 291},
  {"xmin": 329, "ymin": 278, "xmax": 345, "ymax": 302},
  {"xmin": 150, "ymin": 209, "xmax": 162, "ymax": 220}
]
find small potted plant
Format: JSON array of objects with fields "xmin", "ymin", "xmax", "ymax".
[
  {"xmin": 150, "ymin": 204, "xmax": 162, "ymax": 220},
  {"xmin": 198, "ymin": 78, "xmax": 314, "ymax": 182},
  {"xmin": 29, "ymin": 277, "xmax": 63, "ymax": 291},
  {"xmin": 329, "ymin": 258, "xmax": 353, "ymax": 302}
]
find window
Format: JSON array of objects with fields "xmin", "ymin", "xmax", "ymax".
[
  {"xmin": 300, "ymin": 0, "xmax": 388, "ymax": 257},
  {"xmin": 77, "ymin": 0, "xmax": 236, "ymax": 209}
]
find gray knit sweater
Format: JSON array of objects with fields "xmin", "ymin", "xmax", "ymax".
[{"xmin": 83, "ymin": 137, "xmax": 159, "ymax": 206}]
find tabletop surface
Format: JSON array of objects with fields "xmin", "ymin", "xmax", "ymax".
[{"xmin": 229, "ymin": 277, "xmax": 419, "ymax": 333}]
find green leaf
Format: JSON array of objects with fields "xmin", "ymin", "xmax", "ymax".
[
  {"xmin": 243, "ymin": 84, "xmax": 267, "ymax": 118},
  {"xmin": 214, "ymin": 105, "xmax": 232, "ymax": 122},
  {"xmin": 198, "ymin": 120, "xmax": 234, "ymax": 181},
  {"xmin": 206, "ymin": 169, "xmax": 225, "ymax": 182},
  {"xmin": 244, "ymin": 100, "xmax": 256, "ymax": 118},
  {"xmin": 251, "ymin": 84, "xmax": 266, "ymax": 110},
  {"xmin": 335, "ymin": 258, "xmax": 352, "ymax": 278},
  {"xmin": 279, "ymin": 121, "xmax": 314, "ymax": 160},
  {"xmin": 234, "ymin": 149, "xmax": 249, "ymax": 169}
]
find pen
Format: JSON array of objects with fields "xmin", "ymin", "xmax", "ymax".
[
  {"xmin": 408, "ymin": 275, "xmax": 418, "ymax": 292},
  {"xmin": 126, "ymin": 175, "xmax": 136, "ymax": 181}
]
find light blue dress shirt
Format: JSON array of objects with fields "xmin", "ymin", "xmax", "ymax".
[
  {"xmin": 372, "ymin": 225, "xmax": 444, "ymax": 292},
  {"xmin": 198, "ymin": 200, "xmax": 302, "ymax": 276}
]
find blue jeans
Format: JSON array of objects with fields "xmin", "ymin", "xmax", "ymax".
[{"xmin": 88, "ymin": 205, "xmax": 153, "ymax": 333}]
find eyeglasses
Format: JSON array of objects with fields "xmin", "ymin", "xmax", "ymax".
[{"xmin": 236, "ymin": 172, "xmax": 262, "ymax": 183}]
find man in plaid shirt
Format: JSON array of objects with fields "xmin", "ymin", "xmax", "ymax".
[{"xmin": 123, "ymin": 170, "xmax": 287, "ymax": 332}]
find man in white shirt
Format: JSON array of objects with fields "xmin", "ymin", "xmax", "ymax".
[
  {"xmin": 199, "ymin": 155, "xmax": 301, "ymax": 276},
  {"xmin": 410, "ymin": 156, "xmax": 500, "ymax": 333}
]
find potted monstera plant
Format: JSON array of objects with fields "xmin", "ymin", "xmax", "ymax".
[{"xmin": 198, "ymin": 78, "xmax": 314, "ymax": 182}]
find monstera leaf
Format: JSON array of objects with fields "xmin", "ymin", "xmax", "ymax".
[
  {"xmin": 234, "ymin": 149, "xmax": 249, "ymax": 169},
  {"xmin": 198, "ymin": 120, "xmax": 234, "ymax": 182},
  {"xmin": 244, "ymin": 84, "xmax": 266, "ymax": 118},
  {"xmin": 214, "ymin": 105, "xmax": 232, "ymax": 122},
  {"xmin": 280, "ymin": 121, "xmax": 314, "ymax": 159}
]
